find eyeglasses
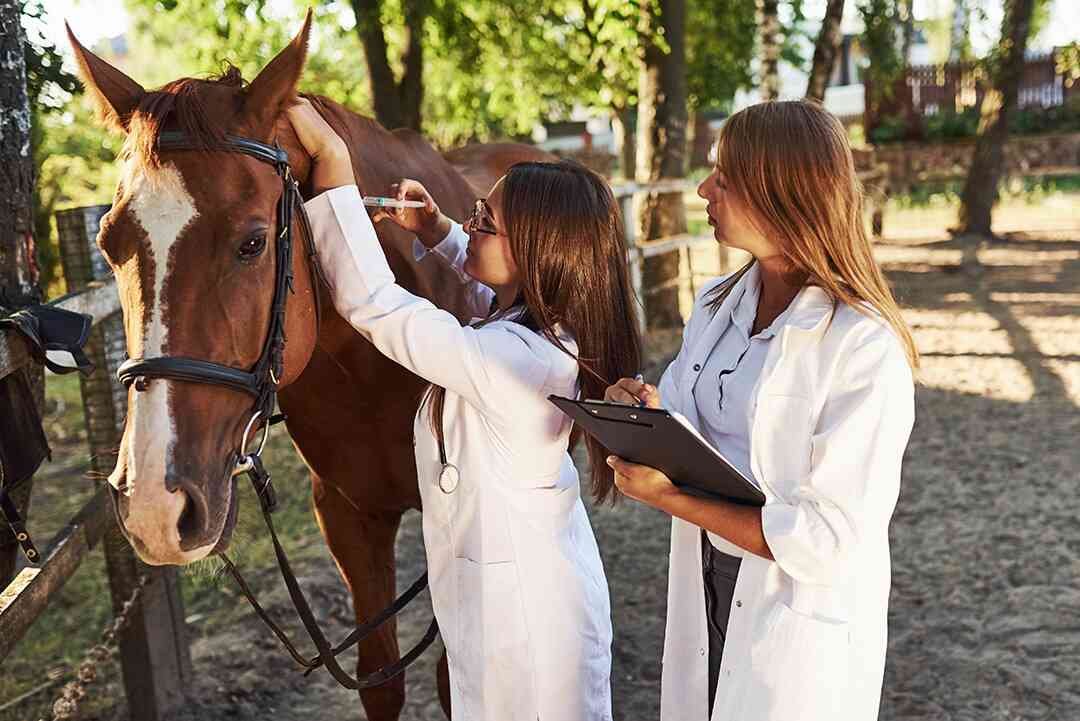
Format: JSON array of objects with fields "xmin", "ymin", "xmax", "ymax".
[{"xmin": 464, "ymin": 198, "xmax": 499, "ymax": 236}]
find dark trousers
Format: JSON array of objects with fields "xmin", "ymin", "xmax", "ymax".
[{"xmin": 701, "ymin": 529, "xmax": 742, "ymax": 714}]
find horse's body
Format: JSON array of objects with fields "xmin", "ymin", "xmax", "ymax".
[{"xmin": 66, "ymin": 14, "xmax": 552, "ymax": 719}]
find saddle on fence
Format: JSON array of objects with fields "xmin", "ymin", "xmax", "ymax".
[
  {"xmin": 0, "ymin": 304, "xmax": 95, "ymax": 376},
  {"xmin": 0, "ymin": 304, "xmax": 96, "ymax": 565}
]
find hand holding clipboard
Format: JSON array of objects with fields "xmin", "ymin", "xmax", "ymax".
[{"xmin": 548, "ymin": 395, "xmax": 765, "ymax": 507}]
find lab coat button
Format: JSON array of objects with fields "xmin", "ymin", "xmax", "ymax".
[
  {"xmin": 699, "ymin": 647, "xmax": 706, "ymax": 656},
  {"xmin": 735, "ymin": 600, "xmax": 742, "ymax": 607},
  {"xmin": 693, "ymin": 363, "xmax": 702, "ymax": 372}
]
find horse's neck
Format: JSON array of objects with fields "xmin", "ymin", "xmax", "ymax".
[{"xmin": 292, "ymin": 96, "xmax": 478, "ymax": 324}]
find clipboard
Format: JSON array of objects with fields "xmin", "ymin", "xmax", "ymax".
[{"xmin": 549, "ymin": 395, "xmax": 766, "ymax": 507}]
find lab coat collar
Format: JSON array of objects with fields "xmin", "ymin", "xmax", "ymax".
[{"xmin": 686, "ymin": 262, "xmax": 836, "ymax": 402}]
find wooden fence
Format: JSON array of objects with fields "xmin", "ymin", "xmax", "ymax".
[
  {"xmin": 612, "ymin": 180, "xmax": 728, "ymax": 335},
  {"xmin": 0, "ymin": 205, "xmax": 191, "ymax": 720},
  {"xmin": 865, "ymin": 49, "xmax": 1075, "ymax": 140}
]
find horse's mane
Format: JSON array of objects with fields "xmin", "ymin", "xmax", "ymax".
[{"xmin": 123, "ymin": 64, "xmax": 246, "ymax": 170}]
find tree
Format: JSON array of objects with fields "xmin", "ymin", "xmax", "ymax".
[
  {"xmin": 0, "ymin": 0, "xmax": 37, "ymax": 310},
  {"xmin": 687, "ymin": 0, "xmax": 757, "ymax": 109},
  {"xmin": 859, "ymin": 0, "xmax": 905, "ymax": 141},
  {"xmin": 757, "ymin": 0, "xmax": 781, "ymax": 99},
  {"xmin": 898, "ymin": 0, "xmax": 915, "ymax": 65},
  {"xmin": 949, "ymin": 0, "xmax": 972, "ymax": 62},
  {"xmin": 351, "ymin": 0, "xmax": 426, "ymax": 130},
  {"xmin": 805, "ymin": 0, "xmax": 845, "ymax": 102},
  {"xmin": 956, "ymin": 0, "xmax": 1037, "ymax": 240},
  {"xmin": 636, "ymin": 0, "xmax": 688, "ymax": 330},
  {"xmin": 23, "ymin": 0, "xmax": 80, "ymax": 294},
  {"xmin": 0, "ymin": 0, "xmax": 42, "ymax": 587}
]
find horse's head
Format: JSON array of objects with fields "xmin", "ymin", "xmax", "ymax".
[{"xmin": 67, "ymin": 13, "xmax": 322, "ymax": 565}]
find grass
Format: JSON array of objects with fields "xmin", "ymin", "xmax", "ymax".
[
  {"xmin": 889, "ymin": 173, "xmax": 1080, "ymax": 210},
  {"xmin": 0, "ymin": 375, "xmax": 327, "ymax": 721}
]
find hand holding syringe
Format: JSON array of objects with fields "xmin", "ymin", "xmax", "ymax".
[{"xmin": 367, "ymin": 179, "xmax": 453, "ymax": 250}]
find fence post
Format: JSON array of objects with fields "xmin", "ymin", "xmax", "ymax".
[
  {"xmin": 56, "ymin": 205, "xmax": 192, "ymax": 720},
  {"xmin": 619, "ymin": 191, "xmax": 647, "ymax": 338}
]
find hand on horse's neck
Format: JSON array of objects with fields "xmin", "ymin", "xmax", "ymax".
[{"xmin": 752, "ymin": 254, "xmax": 803, "ymax": 336}]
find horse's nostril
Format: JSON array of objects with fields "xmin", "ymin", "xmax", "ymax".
[{"xmin": 176, "ymin": 492, "xmax": 202, "ymax": 541}]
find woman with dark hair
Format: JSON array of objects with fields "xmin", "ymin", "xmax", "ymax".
[
  {"xmin": 605, "ymin": 100, "xmax": 918, "ymax": 721},
  {"xmin": 287, "ymin": 98, "xmax": 639, "ymax": 721}
]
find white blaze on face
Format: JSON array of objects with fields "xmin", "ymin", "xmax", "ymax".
[{"xmin": 111, "ymin": 159, "xmax": 210, "ymax": 562}]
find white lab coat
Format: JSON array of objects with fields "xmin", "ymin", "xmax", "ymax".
[
  {"xmin": 303, "ymin": 185, "xmax": 613, "ymax": 721},
  {"xmin": 659, "ymin": 262, "xmax": 915, "ymax": 721}
]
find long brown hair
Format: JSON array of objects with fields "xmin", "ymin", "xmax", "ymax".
[
  {"xmin": 426, "ymin": 160, "xmax": 642, "ymax": 503},
  {"xmin": 706, "ymin": 100, "xmax": 919, "ymax": 369}
]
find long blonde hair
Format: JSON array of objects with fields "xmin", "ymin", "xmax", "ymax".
[{"xmin": 706, "ymin": 99, "xmax": 919, "ymax": 369}]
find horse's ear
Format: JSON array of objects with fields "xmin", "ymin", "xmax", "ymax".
[
  {"xmin": 65, "ymin": 22, "xmax": 145, "ymax": 133},
  {"xmin": 243, "ymin": 9, "xmax": 312, "ymax": 135}
]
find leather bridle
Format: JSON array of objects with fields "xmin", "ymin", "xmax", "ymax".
[{"xmin": 115, "ymin": 130, "xmax": 438, "ymax": 690}]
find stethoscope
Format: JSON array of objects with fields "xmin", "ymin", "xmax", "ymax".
[{"xmin": 436, "ymin": 398, "xmax": 460, "ymax": 494}]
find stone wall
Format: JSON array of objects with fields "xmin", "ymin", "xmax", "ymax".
[{"xmin": 873, "ymin": 131, "xmax": 1080, "ymax": 192}]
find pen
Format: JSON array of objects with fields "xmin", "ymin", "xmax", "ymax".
[{"xmin": 633, "ymin": 373, "xmax": 647, "ymax": 408}]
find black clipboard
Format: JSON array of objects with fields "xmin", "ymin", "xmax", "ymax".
[{"xmin": 549, "ymin": 395, "xmax": 765, "ymax": 507}]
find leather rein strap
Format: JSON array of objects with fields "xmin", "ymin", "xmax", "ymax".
[{"xmin": 114, "ymin": 130, "xmax": 438, "ymax": 690}]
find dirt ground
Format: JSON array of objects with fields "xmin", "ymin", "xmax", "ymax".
[{"xmin": 5, "ymin": 197, "xmax": 1079, "ymax": 720}]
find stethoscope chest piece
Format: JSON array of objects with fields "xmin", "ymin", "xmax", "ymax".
[{"xmin": 438, "ymin": 463, "xmax": 460, "ymax": 494}]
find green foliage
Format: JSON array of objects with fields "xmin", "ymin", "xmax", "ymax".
[
  {"xmin": 923, "ymin": 107, "xmax": 981, "ymax": 140},
  {"xmin": 1056, "ymin": 41, "xmax": 1079, "ymax": 87},
  {"xmin": 777, "ymin": 0, "xmax": 810, "ymax": 74},
  {"xmin": 858, "ymin": 0, "xmax": 903, "ymax": 109},
  {"xmin": 23, "ymin": 0, "xmax": 89, "ymax": 294},
  {"xmin": 868, "ymin": 113, "xmax": 907, "ymax": 143},
  {"xmin": 123, "ymin": 0, "xmax": 371, "ymax": 108},
  {"xmin": 873, "ymin": 97, "xmax": 1080, "ymax": 145},
  {"xmin": 889, "ymin": 172, "xmax": 1080, "ymax": 209},
  {"xmin": 1009, "ymin": 97, "xmax": 1080, "ymax": 135},
  {"xmin": 686, "ymin": 0, "xmax": 756, "ymax": 111}
]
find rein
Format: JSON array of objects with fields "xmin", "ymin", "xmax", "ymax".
[{"xmin": 115, "ymin": 130, "xmax": 438, "ymax": 690}]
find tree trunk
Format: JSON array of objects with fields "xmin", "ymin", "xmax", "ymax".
[
  {"xmin": 757, "ymin": 0, "xmax": 781, "ymax": 100},
  {"xmin": 806, "ymin": 0, "xmax": 845, "ymax": 102},
  {"xmin": 0, "ymin": 0, "xmax": 42, "ymax": 587},
  {"xmin": 949, "ymin": 0, "xmax": 972, "ymax": 63},
  {"xmin": 636, "ymin": 0, "xmax": 688, "ymax": 330},
  {"xmin": 611, "ymin": 105, "xmax": 636, "ymax": 181},
  {"xmin": 351, "ymin": 0, "xmax": 426, "ymax": 131},
  {"xmin": 956, "ymin": 0, "xmax": 1036, "ymax": 240},
  {"xmin": 899, "ymin": 0, "xmax": 915, "ymax": 66},
  {"xmin": 399, "ymin": 0, "xmax": 425, "ymax": 131}
]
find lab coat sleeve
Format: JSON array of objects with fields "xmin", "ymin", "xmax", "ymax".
[
  {"xmin": 303, "ymin": 185, "xmax": 551, "ymax": 415},
  {"xmin": 412, "ymin": 220, "xmax": 496, "ymax": 319},
  {"xmin": 760, "ymin": 332, "xmax": 915, "ymax": 586}
]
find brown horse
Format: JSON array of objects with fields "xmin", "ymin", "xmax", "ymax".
[{"xmin": 66, "ymin": 12, "xmax": 550, "ymax": 720}]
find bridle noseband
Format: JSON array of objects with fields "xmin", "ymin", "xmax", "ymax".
[{"xmin": 113, "ymin": 129, "xmax": 437, "ymax": 690}]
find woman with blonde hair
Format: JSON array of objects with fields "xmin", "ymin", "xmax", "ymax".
[{"xmin": 605, "ymin": 99, "xmax": 918, "ymax": 721}]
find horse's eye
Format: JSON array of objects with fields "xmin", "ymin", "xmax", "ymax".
[{"xmin": 238, "ymin": 233, "xmax": 267, "ymax": 260}]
